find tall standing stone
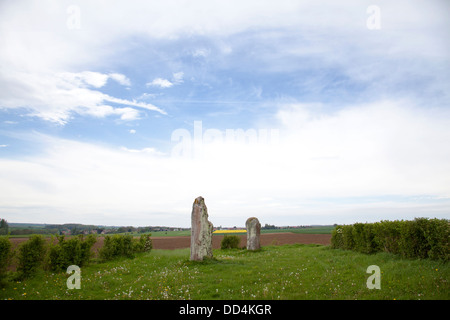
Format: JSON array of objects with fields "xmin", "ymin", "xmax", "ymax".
[
  {"xmin": 246, "ymin": 217, "xmax": 261, "ymax": 251},
  {"xmin": 190, "ymin": 196, "xmax": 214, "ymax": 261}
]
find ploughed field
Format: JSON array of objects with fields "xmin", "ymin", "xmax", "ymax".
[{"xmin": 151, "ymin": 233, "xmax": 331, "ymax": 250}]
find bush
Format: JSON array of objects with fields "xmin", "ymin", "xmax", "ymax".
[
  {"xmin": 331, "ymin": 225, "xmax": 355, "ymax": 250},
  {"xmin": 0, "ymin": 236, "xmax": 12, "ymax": 283},
  {"xmin": 99, "ymin": 234, "xmax": 152, "ymax": 261},
  {"xmin": 352, "ymin": 223, "xmax": 379, "ymax": 254},
  {"xmin": 373, "ymin": 220, "xmax": 404, "ymax": 255},
  {"xmin": 221, "ymin": 235, "xmax": 241, "ymax": 249},
  {"xmin": 100, "ymin": 234, "xmax": 132, "ymax": 260},
  {"xmin": 47, "ymin": 234, "xmax": 96, "ymax": 271},
  {"xmin": 399, "ymin": 218, "xmax": 449, "ymax": 260},
  {"xmin": 16, "ymin": 235, "xmax": 47, "ymax": 278},
  {"xmin": 331, "ymin": 218, "xmax": 449, "ymax": 261},
  {"xmin": 330, "ymin": 226, "xmax": 343, "ymax": 249},
  {"xmin": 133, "ymin": 234, "xmax": 153, "ymax": 253},
  {"xmin": 424, "ymin": 218, "xmax": 449, "ymax": 261}
]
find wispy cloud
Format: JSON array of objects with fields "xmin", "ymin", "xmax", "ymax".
[
  {"xmin": 172, "ymin": 72, "xmax": 184, "ymax": 84},
  {"xmin": 120, "ymin": 146, "xmax": 166, "ymax": 156},
  {"xmin": 147, "ymin": 78, "xmax": 174, "ymax": 88},
  {"xmin": 0, "ymin": 70, "xmax": 165, "ymax": 124},
  {"xmin": 146, "ymin": 72, "xmax": 184, "ymax": 89},
  {"xmin": 58, "ymin": 71, "xmax": 131, "ymax": 89}
]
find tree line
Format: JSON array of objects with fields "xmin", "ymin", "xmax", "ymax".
[{"xmin": 0, "ymin": 219, "xmax": 188, "ymax": 236}]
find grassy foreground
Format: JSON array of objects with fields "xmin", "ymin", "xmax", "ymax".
[{"xmin": 1, "ymin": 244, "xmax": 448, "ymax": 300}]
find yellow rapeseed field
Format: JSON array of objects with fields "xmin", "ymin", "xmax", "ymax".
[{"xmin": 213, "ymin": 229, "xmax": 247, "ymax": 234}]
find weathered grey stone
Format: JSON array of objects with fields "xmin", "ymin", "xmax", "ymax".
[
  {"xmin": 190, "ymin": 196, "xmax": 213, "ymax": 261},
  {"xmin": 246, "ymin": 217, "xmax": 261, "ymax": 250}
]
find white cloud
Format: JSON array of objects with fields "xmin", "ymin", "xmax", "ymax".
[
  {"xmin": 113, "ymin": 107, "xmax": 141, "ymax": 121},
  {"xmin": 273, "ymin": 100, "xmax": 450, "ymax": 197},
  {"xmin": 0, "ymin": 100, "xmax": 449, "ymax": 226},
  {"xmin": 105, "ymin": 96, "xmax": 166, "ymax": 114},
  {"xmin": 0, "ymin": 70, "xmax": 164, "ymax": 124},
  {"xmin": 121, "ymin": 146, "xmax": 166, "ymax": 156},
  {"xmin": 146, "ymin": 78, "xmax": 173, "ymax": 88},
  {"xmin": 1, "ymin": 1, "xmax": 447, "ymax": 72},
  {"xmin": 1, "ymin": 1, "xmax": 448, "ymax": 123},
  {"xmin": 146, "ymin": 72, "xmax": 183, "ymax": 89},
  {"xmin": 109, "ymin": 73, "xmax": 131, "ymax": 86},
  {"xmin": 172, "ymin": 72, "xmax": 184, "ymax": 84},
  {"xmin": 192, "ymin": 48, "xmax": 210, "ymax": 58},
  {"xmin": 76, "ymin": 71, "xmax": 109, "ymax": 88}
]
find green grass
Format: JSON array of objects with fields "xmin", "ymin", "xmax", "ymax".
[
  {"xmin": 262, "ymin": 226, "xmax": 335, "ymax": 234},
  {"xmin": 1, "ymin": 244, "xmax": 448, "ymax": 300},
  {"xmin": 148, "ymin": 230, "xmax": 191, "ymax": 237}
]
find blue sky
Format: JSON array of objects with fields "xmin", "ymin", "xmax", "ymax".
[{"xmin": 1, "ymin": 0, "xmax": 449, "ymax": 227}]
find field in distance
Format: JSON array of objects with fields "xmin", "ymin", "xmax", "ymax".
[
  {"xmin": 151, "ymin": 226, "xmax": 335, "ymax": 237},
  {"xmin": 5, "ymin": 222, "xmax": 335, "ymax": 238}
]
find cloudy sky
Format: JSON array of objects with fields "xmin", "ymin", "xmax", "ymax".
[{"xmin": 1, "ymin": 0, "xmax": 449, "ymax": 227}]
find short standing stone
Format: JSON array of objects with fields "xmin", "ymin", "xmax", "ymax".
[
  {"xmin": 190, "ymin": 196, "xmax": 214, "ymax": 261},
  {"xmin": 246, "ymin": 217, "xmax": 261, "ymax": 250}
]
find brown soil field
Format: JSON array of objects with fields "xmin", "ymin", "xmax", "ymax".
[{"xmin": 152, "ymin": 233, "xmax": 331, "ymax": 250}]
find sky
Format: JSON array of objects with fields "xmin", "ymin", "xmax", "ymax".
[{"xmin": 0, "ymin": 0, "xmax": 449, "ymax": 228}]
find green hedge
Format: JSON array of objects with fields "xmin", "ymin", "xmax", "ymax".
[
  {"xmin": 16, "ymin": 235, "xmax": 47, "ymax": 278},
  {"xmin": 0, "ymin": 236, "xmax": 12, "ymax": 283},
  {"xmin": 1, "ymin": 233, "xmax": 153, "ymax": 281},
  {"xmin": 220, "ymin": 235, "xmax": 241, "ymax": 249},
  {"xmin": 331, "ymin": 218, "xmax": 449, "ymax": 261},
  {"xmin": 99, "ymin": 234, "xmax": 152, "ymax": 261},
  {"xmin": 47, "ymin": 234, "xmax": 96, "ymax": 272}
]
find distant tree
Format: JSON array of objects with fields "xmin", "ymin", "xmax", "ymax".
[
  {"xmin": 0, "ymin": 236, "xmax": 12, "ymax": 284},
  {"xmin": 0, "ymin": 219, "xmax": 8, "ymax": 235}
]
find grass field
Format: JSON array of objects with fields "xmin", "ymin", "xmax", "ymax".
[
  {"xmin": 149, "ymin": 226, "xmax": 335, "ymax": 237},
  {"xmin": 1, "ymin": 244, "xmax": 448, "ymax": 300},
  {"xmin": 213, "ymin": 229, "xmax": 247, "ymax": 234},
  {"xmin": 263, "ymin": 226, "xmax": 335, "ymax": 234},
  {"xmin": 5, "ymin": 225, "xmax": 335, "ymax": 238}
]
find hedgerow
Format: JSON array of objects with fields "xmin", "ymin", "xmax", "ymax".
[
  {"xmin": 2, "ymin": 233, "xmax": 152, "ymax": 280},
  {"xmin": 47, "ymin": 234, "xmax": 96, "ymax": 271},
  {"xmin": 99, "ymin": 234, "xmax": 152, "ymax": 261},
  {"xmin": 16, "ymin": 235, "xmax": 47, "ymax": 279},
  {"xmin": 0, "ymin": 236, "xmax": 12, "ymax": 284},
  {"xmin": 331, "ymin": 218, "xmax": 449, "ymax": 261}
]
